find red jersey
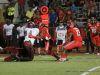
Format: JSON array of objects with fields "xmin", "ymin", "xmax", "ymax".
[
  {"xmin": 37, "ymin": 22, "xmax": 43, "ymax": 29},
  {"xmin": 39, "ymin": 27, "xmax": 50, "ymax": 40},
  {"xmin": 34, "ymin": 14, "xmax": 42, "ymax": 24},
  {"xmin": 66, "ymin": 10, "xmax": 73, "ymax": 16},
  {"xmin": 67, "ymin": 27, "xmax": 82, "ymax": 41},
  {"xmin": 19, "ymin": 0, "xmax": 25, "ymax": 5},
  {"xmin": 88, "ymin": 22, "xmax": 100, "ymax": 36},
  {"xmin": 59, "ymin": 13, "xmax": 65, "ymax": 21},
  {"xmin": 56, "ymin": 9, "xmax": 60, "ymax": 15}
]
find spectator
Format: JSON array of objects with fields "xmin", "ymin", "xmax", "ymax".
[
  {"xmin": 17, "ymin": 22, "xmax": 25, "ymax": 48},
  {"xmin": 62, "ymin": 0, "xmax": 71, "ymax": 6},
  {"xmin": 7, "ymin": 4, "xmax": 14, "ymax": 23},
  {"xmin": 17, "ymin": 0, "xmax": 26, "ymax": 16},
  {"xmin": 34, "ymin": 0, "xmax": 39, "ymax": 6},
  {"xmin": 23, "ymin": 17, "xmax": 28, "ymax": 28},
  {"xmin": 49, "ymin": 10, "xmax": 58, "ymax": 27},
  {"xmin": 76, "ymin": 0, "xmax": 85, "ymax": 6},
  {"xmin": 87, "ymin": 1, "xmax": 96, "ymax": 16},
  {"xmin": 69, "ymin": 0, "xmax": 77, "ymax": 4},
  {"xmin": 34, "ymin": 10, "xmax": 42, "ymax": 24},
  {"xmin": 39, "ymin": 0, "xmax": 47, "ymax": 7},
  {"xmin": 3, "ymin": 1, "xmax": 10, "ymax": 19},
  {"xmin": 56, "ymin": 5, "xmax": 62, "ymax": 15},
  {"xmin": 32, "ymin": 3, "xmax": 39, "ymax": 13},
  {"xmin": 58, "ymin": 9, "xmax": 65, "ymax": 22},
  {"xmin": 49, "ymin": 0, "xmax": 59, "ymax": 10},
  {"xmin": 88, "ymin": 10, "xmax": 96, "ymax": 19},
  {"xmin": 82, "ymin": 4, "xmax": 88, "ymax": 18},
  {"xmin": 86, "ymin": 0, "xmax": 95, "ymax": 5},
  {"xmin": 70, "ymin": 3, "xmax": 77, "ymax": 19},
  {"xmin": 55, "ymin": 21, "xmax": 67, "ymax": 55},
  {"xmin": 66, "ymin": 6, "xmax": 73, "ymax": 19},
  {"xmin": 99, "ymin": 2, "xmax": 100, "ymax": 11},
  {"xmin": 26, "ymin": 7, "xmax": 34, "ymax": 21}
]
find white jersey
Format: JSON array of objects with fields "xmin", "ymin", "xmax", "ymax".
[
  {"xmin": 17, "ymin": 26, "xmax": 25, "ymax": 37},
  {"xmin": 3, "ymin": 24, "xmax": 14, "ymax": 36},
  {"xmin": 56, "ymin": 26, "xmax": 67, "ymax": 40},
  {"xmin": 24, "ymin": 28, "xmax": 39, "ymax": 45}
]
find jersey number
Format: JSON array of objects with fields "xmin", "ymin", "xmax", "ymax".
[
  {"xmin": 74, "ymin": 28, "xmax": 81, "ymax": 36},
  {"xmin": 76, "ymin": 30, "xmax": 81, "ymax": 36},
  {"xmin": 28, "ymin": 30, "xmax": 32, "ymax": 35},
  {"xmin": 92, "ymin": 29, "xmax": 96, "ymax": 33},
  {"xmin": 7, "ymin": 28, "xmax": 10, "ymax": 32}
]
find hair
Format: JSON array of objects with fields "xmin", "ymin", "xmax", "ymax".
[
  {"xmin": 74, "ymin": 19, "xmax": 77, "ymax": 21},
  {"xmin": 19, "ymin": 22, "xmax": 23, "ymax": 25}
]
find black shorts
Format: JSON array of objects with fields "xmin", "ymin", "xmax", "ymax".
[
  {"xmin": 57, "ymin": 40, "xmax": 63, "ymax": 45},
  {"xmin": 34, "ymin": 39, "xmax": 45, "ymax": 48}
]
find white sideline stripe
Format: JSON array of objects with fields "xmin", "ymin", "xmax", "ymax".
[
  {"xmin": 80, "ymin": 66, "xmax": 100, "ymax": 75},
  {"xmin": 41, "ymin": 56, "xmax": 52, "ymax": 58},
  {"xmin": 0, "ymin": 58, "xmax": 4, "ymax": 59}
]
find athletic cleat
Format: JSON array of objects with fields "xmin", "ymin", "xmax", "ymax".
[
  {"xmin": 60, "ymin": 53, "xmax": 68, "ymax": 62},
  {"xmin": 56, "ymin": 58, "xmax": 61, "ymax": 62},
  {"xmin": 45, "ymin": 52, "xmax": 47, "ymax": 55},
  {"xmin": 97, "ymin": 53, "xmax": 100, "ymax": 56},
  {"xmin": 56, "ymin": 53, "xmax": 59, "ymax": 55},
  {"xmin": 38, "ymin": 53, "xmax": 41, "ymax": 56},
  {"xmin": 84, "ymin": 52, "xmax": 89, "ymax": 54}
]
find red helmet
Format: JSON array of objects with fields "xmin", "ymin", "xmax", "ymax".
[
  {"xmin": 91, "ymin": 17, "xmax": 96, "ymax": 25},
  {"xmin": 28, "ymin": 23, "xmax": 34, "ymax": 28},
  {"xmin": 67, "ymin": 22, "xmax": 74, "ymax": 28}
]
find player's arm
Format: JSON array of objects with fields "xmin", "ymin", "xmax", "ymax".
[{"xmin": 67, "ymin": 33, "xmax": 72, "ymax": 42}]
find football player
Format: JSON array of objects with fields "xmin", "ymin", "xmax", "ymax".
[
  {"xmin": 86, "ymin": 17, "xmax": 100, "ymax": 56},
  {"xmin": 17, "ymin": 22, "xmax": 25, "ymax": 48},
  {"xmin": 4, "ymin": 23, "xmax": 39, "ymax": 62},
  {"xmin": 3, "ymin": 19, "xmax": 14, "ymax": 46},
  {"xmin": 59, "ymin": 22, "xmax": 82, "ymax": 61},
  {"xmin": 29, "ymin": 25, "xmax": 60, "ymax": 61}
]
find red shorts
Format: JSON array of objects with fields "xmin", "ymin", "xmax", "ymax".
[
  {"xmin": 91, "ymin": 35, "xmax": 100, "ymax": 46},
  {"xmin": 64, "ymin": 40, "xmax": 82, "ymax": 50},
  {"xmin": 44, "ymin": 39, "xmax": 53, "ymax": 51}
]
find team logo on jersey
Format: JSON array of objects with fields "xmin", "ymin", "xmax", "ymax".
[{"xmin": 58, "ymin": 33, "xmax": 64, "ymax": 37}]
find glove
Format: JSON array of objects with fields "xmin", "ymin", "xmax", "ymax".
[
  {"xmin": 59, "ymin": 44, "xmax": 63, "ymax": 48},
  {"xmin": 29, "ymin": 35, "xmax": 35, "ymax": 38}
]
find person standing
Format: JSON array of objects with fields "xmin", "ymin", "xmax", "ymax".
[
  {"xmin": 73, "ymin": 19, "xmax": 80, "ymax": 52},
  {"xmin": 55, "ymin": 21, "xmax": 67, "ymax": 55},
  {"xmin": 84, "ymin": 18, "xmax": 94, "ymax": 54},
  {"xmin": 7, "ymin": 4, "xmax": 14, "ymax": 23},
  {"xmin": 3, "ymin": 19, "xmax": 14, "ymax": 47},
  {"xmin": 17, "ymin": 22, "xmax": 25, "ymax": 48}
]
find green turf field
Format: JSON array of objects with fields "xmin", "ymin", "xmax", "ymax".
[{"xmin": 0, "ymin": 54, "xmax": 100, "ymax": 75}]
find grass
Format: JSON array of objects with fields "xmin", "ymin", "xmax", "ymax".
[{"xmin": 0, "ymin": 54, "xmax": 100, "ymax": 75}]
